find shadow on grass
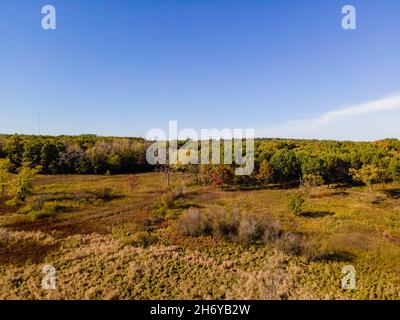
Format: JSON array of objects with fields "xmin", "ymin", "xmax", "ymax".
[
  {"xmin": 0, "ymin": 240, "xmax": 60, "ymax": 266},
  {"xmin": 300, "ymin": 211, "xmax": 335, "ymax": 218},
  {"xmin": 34, "ymin": 191, "xmax": 125, "ymax": 203},
  {"xmin": 224, "ymin": 182, "xmax": 299, "ymax": 192},
  {"xmin": 4, "ymin": 218, "xmax": 108, "ymax": 238},
  {"xmin": 382, "ymin": 188, "xmax": 400, "ymax": 199},
  {"xmin": 311, "ymin": 250, "xmax": 355, "ymax": 263}
]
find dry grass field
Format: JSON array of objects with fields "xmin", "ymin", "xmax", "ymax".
[{"xmin": 1, "ymin": 172, "xmax": 400, "ymax": 300}]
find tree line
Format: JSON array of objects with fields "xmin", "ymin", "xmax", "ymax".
[
  {"xmin": 1, "ymin": 135, "xmax": 400, "ymax": 188},
  {"xmin": 0, "ymin": 134, "xmax": 151, "ymax": 175},
  {"xmin": 178, "ymin": 138, "xmax": 400, "ymax": 188}
]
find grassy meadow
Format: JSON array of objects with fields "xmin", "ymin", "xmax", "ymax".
[{"xmin": 1, "ymin": 172, "xmax": 400, "ymax": 300}]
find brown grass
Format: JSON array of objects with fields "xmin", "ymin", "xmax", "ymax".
[{"xmin": 0, "ymin": 173, "xmax": 399, "ymax": 299}]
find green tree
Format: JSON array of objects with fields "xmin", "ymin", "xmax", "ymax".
[
  {"xmin": 321, "ymin": 154, "xmax": 351, "ymax": 187},
  {"xmin": 299, "ymin": 155, "xmax": 323, "ymax": 176},
  {"xmin": 7, "ymin": 166, "xmax": 40, "ymax": 206},
  {"xmin": 270, "ymin": 148, "xmax": 300, "ymax": 183},
  {"xmin": 2, "ymin": 136, "xmax": 24, "ymax": 168},
  {"xmin": 22, "ymin": 139, "xmax": 43, "ymax": 168},
  {"xmin": 211, "ymin": 165, "xmax": 234, "ymax": 187},
  {"xmin": 0, "ymin": 158, "xmax": 12, "ymax": 198},
  {"xmin": 40, "ymin": 139, "xmax": 65, "ymax": 173},
  {"xmin": 388, "ymin": 158, "xmax": 400, "ymax": 184},
  {"xmin": 257, "ymin": 160, "xmax": 273, "ymax": 185},
  {"xmin": 350, "ymin": 164, "xmax": 380, "ymax": 209},
  {"xmin": 302, "ymin": 173, "xmax": 324, "ymax": 198}
]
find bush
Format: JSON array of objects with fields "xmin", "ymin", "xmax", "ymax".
[
  {"xmin": 19, "ymin": 198, "xmax": 67, "ymax": 220},
  {"xmin": 176, "ymin": 209, "xmax": 211, "ymax": 236},
  {"xmin": 176, "ymin": 208, "xmax": 282, "ymax": 245},
  {"xmin": 287, "ymin": 193, "xmax": 305, "ymax": 215},
  {"xmin": 275, "ymin": 232, "xmax": 302, "ymax": 256},
  {"xmin": 211, "ymin": 165, "xmax": 234, "ymax": 187},
  {"xmin": 261, "ymin": 217, "xmax": 281, "ymax": 242},
  {"xmin": 94, "ymin": 187, "xmax": 115, "ymax": 201},
  {"xmin": 125, "ymin": 231, "xmax": 158, "ymax": 247},
  {"xmin": 302, "ymin": 173, "xmax": 324, "ymax": 188},
  {"xmin": 112, "ymin": 223, "xmax": 146, "ymax": 238},
  {"xmin": 18, "ymin": 197, "xmax": 45, "ymax": 214},
  {"xmin": 7, "ymin": 166, "xmax": 39, "ymax": 206},
  {"xmin": 237, "ymin": 217, "xmax": 258, "ymax": 245},
  {"xmin": 211, "ymin": 208, "xmax": 240, "ymax": 239},
  {"xmin": 153, "ymin": 187, "xmax": 186, "ymax": 217},
  {"xmin": 28, "ymin": 208, "xmax": 58, "ymax": 221}
]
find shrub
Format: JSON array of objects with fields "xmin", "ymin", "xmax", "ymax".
[
  {"xmin": 0, "ymin": 228, "xmax": 8, "ymax": 244},
  {"xmin": 302, "ymin": 173, "xmax": 324, "ymax": 188},
  {"xmin": 112, "ymin": 223, "xmax": 146, "ymax": 238},
  {"xmin": 300, "ymin": 238, "xmax": 331, "ymax": 262},
  {"xmin": 18, "ymin": 197, "xmax": 45, "ymax": 214},
  {"xmin": 94, "ymin": 187, "xmax": 115, "ymax": 201},
  {"xmin": 237, "ymin": 217, "xmax": 258, "ymax": 245},
  {"xmin": 257, "ymin": 160, "xmax": 274, "ymax": 185},
  {"xmin": 126, "ymin": 231, "xmax": 158, "ymax": 247},
  {"xmin": 210, "ymin": 165, "xmax": 234, "ymax": 187},
  {"xmin": 350, "ymin": 164, "xmax": 379, "ymax": 187},
  {"xmin": 176, "ymin": 208, "xmax": 282, "ymax": 245},
  {"xmin": 153, "ymin": 186, "xmax": 186, "ymax": 217},
  {"xmin": 19, "ymin": 198, "xmax": 67, "ymax": 220},
  {"xmin": 287, "ymin": 193, "xmax": 305, "ymax": 215},
  {"xmin": 211, "ymin": 208, "xmax": 240, "ymax": 239},
  {"xmin": 176, "ymin": 209, "xmax": 211, "ymax": 236},
  {"xmin": 275, "ymin": 232, "xmax": 302, "ymax": 256},
  {"xmin": 6, "ymin": 166, "xmax": 40, "ymax": 206},
  {"xmin": 199, "ymin": 165, "xmax": 213, "ymax": 185},
  {"xmin": 28, "ymin": 208, "xmax": 58, "ymax": 221},
  {"xmin": 261, "ymin": 217, "xmax": 281, "ymax": 242},
  {"xmin": 127, "ymin": 175, "xmax": 138, "ymax": 195}
]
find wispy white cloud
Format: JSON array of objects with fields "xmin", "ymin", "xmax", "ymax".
[{"xmin": 258, "ymin": 93, "xmax": 400, "ymax": 141}]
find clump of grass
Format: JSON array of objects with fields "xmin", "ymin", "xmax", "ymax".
[
  {"xmin": 0, "ymin": 228, "xmax": 9, "ymax": 244},
  {"xmin": 237, "ymin": 216, "xmax": 258, "ymax": 244},
  {"xmin": 275, "ymin": 232, "xmax": 302, "ymax": 256},
  {"xmin": 124, "ymin": 231, "xmax": 158, "ymax": 248},
  {"xmin": 176, "ymin": 208, "xmax": 283, "ymax": 246},
  {"xmin": 19, "ymin": 197, "xmax": 68, "ymax": 221},
  {"xmin": 27, "ymin": 208, "xmax": 57, "ymax": 220},
  {"xmin": 94, "ymin": 187, "xmax": 115, "ymax": 201},
  {"xmin": 175, "ymin": 209, "xmax": 212, "ymax": 236},
  {"xmin": 28, "ymin": 203, "xmax": 67, "ymax": 221},
  {"xmin": 153, "ymin": 186, "xmax": 196, "ymax": 218},
  {"xmin": 112, "ymin": 223, "xmax": 147, "ymax": 239}
]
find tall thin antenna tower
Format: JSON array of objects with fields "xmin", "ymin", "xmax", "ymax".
[{"xmin": 38, "ymin": 112, "xmax": 41, "ymax": 135}]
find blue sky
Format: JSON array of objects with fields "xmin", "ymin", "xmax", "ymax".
[{"xmin": 1, "ymin": 0, "xmax": 400, "ymax": 140}]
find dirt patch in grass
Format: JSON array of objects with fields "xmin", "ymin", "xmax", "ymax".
[
  {"xmin": 0, "ymin": 200, "xmax": 20, "ymax": 216},
  {"xmin": 0, "ymin": 241, "xmax": 59, "ymax": 266},
  {"xmin": 300, "ymin": 211, "xmax": 335, "ymax": 218},
  {"xmin": 3, "ymin": 219, "xmax": 108, "ymax": 238}
]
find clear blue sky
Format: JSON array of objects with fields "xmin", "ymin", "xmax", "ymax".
[{"xmin": 1, "ymin": 0, "xmax": 400, "ymax": 140}]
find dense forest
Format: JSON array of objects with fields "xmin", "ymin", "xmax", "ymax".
[{"xmin": 1, "ymin": 134, "xmax": 400, "ymax": 188}]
